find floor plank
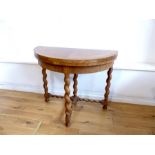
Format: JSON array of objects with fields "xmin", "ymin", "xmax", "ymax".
[{"xmin": 0, "ymin": 89, "xmax": 155, "ymax": 135}]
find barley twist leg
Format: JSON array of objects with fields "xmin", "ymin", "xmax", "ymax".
[
  {"xmin": 103, "ymin": 67, "xmax": 113, "ymax": 109},
  {"xmin": 42, "ymin": 68, "xmax": 49, "ymax": 102},
  {"xmin": 71, "ymin": 74, "xmax": 79, "ymax": 104},
  {"xmin": 73, "ymin": 74, "xmax": 78, "ymax": 97},
  {"xmin": 64, "ymin": 73, "xmax": 72, "ymax": 127}
]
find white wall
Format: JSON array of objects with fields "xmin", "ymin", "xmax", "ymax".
[
  {"xmin": 0, "ymin": 62, "xmax": 155, "ymax": 105},
  {"xmin": 1, "ymin": 19, "xmax": 155, "ymax": 64},
  {"xmin": 0, "ymin": 1, "xmax": 155, "ymax": 105},
  {"xmin": 0, "ymin": 1, "xmax": 155, "ymax": 64}
]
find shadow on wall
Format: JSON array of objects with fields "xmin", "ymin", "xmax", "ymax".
[{"xmin": 110, "ymin": 69, "xmax": 123, "ymax": 98}]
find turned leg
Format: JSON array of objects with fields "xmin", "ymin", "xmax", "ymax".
[
  {"xmin": 103, "ymin": 67, "xmax": 113, "ymax": 109},
  {"xmin": 64, "ymin": 73, "xmax": 72, "ymax": 127},
  {"xmin": 71, "ymin": 74, "xmax": 79, "ymax": 104},
  {"xmin": 42, "ymin": 68, "xmax": 49, "ymax": 102},
  {"xmin": 73, "ymin": 74, "xmax": 78, "ymax": 97}
]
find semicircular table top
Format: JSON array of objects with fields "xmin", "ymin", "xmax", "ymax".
[{"xmin": 34, "ymin": 46, "xmax": 118, "ymax": 67}]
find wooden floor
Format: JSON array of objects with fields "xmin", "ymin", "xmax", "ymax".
[{"xmin": 0, "ymin": 89, "xmax": 155, "ymax": 135}]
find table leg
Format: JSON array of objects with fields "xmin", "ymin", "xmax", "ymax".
[
  {"xmin": 103, "ymin": 67, "xmax": 113, "ymax": 109},
  {"xmin": 42, "ymin": 68, "xmax": 49, "ymax": 102},
  {"xmin": 73, "ymin": 74, "xmax": 78, "ymax": 97},
  {"xmin": 71, "ymin": 74, "xmax": 79, "ymax": 104},
  {"xmin": 64, "ymin": 73, "xmax": 72, "ymax": 127}
]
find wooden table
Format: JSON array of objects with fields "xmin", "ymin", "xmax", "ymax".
[{"xmin": 34, "ymin": 46, "xmax": 118, "ymax": 126}]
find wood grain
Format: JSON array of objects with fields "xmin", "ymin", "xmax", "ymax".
[
  {"xmin": 39, "ymin": 61, "xmax": 114, "ymax": 74},
  {"xmin": 0, "ymin": 89, "xmax": 155, "ymax": 135},
  {"xmin": 34, "ymin": 46, "xmax": 118, "ymax": 67}
]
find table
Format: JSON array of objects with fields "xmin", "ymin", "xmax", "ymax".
[{"xmin": 34, "ymin": 46, "xmax": 118, "ymax": 126}]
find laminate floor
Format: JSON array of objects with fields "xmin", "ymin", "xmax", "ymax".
[{"xmin": 0, "ymin": 89, "xmax": 155, "ymax": 135}]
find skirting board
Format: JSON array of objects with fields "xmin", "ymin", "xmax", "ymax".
[{"xmin": 0, "ymin": 82, "xmax": 155, "ymax": 106}]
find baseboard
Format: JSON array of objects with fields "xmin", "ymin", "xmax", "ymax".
[
  {"xmin": 0, "ymin": 82, "xmax": 43, "ymax": 93},
  {"xmin": 110, "ymin": 95, "xmax": 155, "ymax": 106},
  {"xmin": 0, "ymin": 82, "xmax": 154, "ymax": 106},
  {"xmin": 48, "ymin": 88, "xmax": 155, "ymax": 106}
]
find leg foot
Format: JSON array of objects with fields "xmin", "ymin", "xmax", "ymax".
[
  {"xmin": 64, "ymin": 73, "xmax": 72, "ymax": 127},
  {"xmin": 42, "ymin": 68, "xmax": 49, "ymax": 102},
  {"xmin": 70, "ymin": 96, "xmax": 79, "ymax": 104},
  {"xmin": 103, "ymin": 104, "xmax": 107, "ymax": 109},
  {"xmin": 103, "ymin": 67, "xmax": 113, "ymax": 109}
]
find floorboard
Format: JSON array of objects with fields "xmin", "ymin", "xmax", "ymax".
[{"xmin": 0, "ymin": 89, "xmax": 155, "ymax": 135}]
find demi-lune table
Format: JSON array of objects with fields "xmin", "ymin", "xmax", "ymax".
[{"xmin": 34, "ymin": 46, "xmax": 118, "ymax": 126}]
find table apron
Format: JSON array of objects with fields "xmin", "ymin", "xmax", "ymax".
[{"xmin": 39, "ymin": 61, "xmax": 113, "ymax": 74}]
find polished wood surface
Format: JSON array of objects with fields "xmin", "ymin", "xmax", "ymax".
[
  {"xmin": 0, "ymin": 90, "xmax": 155, "ymax": 135},
  {"xmin": 34, "ymin": 46, "xmax": 118, "ymax": 66},
  {"xmin": 34, "ymin": 46, "xmax": 117, "ymax": 126}
]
